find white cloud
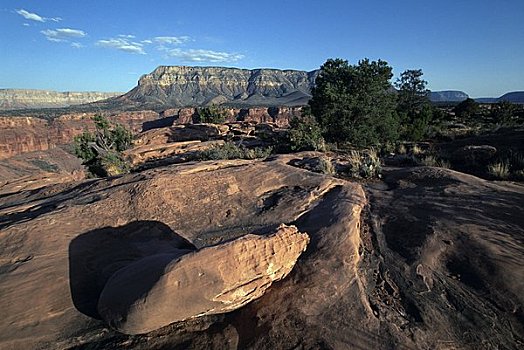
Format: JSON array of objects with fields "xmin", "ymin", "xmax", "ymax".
[
  {"xmin": 16, "ymin": 9, "xmax": 44, "ymax": 22},
  {"xmin": 16, "ymin": 9, "xmax": 61, "ymax": 22},
  {"xmin": 71, "ymin": 42, "xmax": 84, "ymax": 48},
  {"xmin": 153, "ymin": 36, "xmax": 191, "ymax": 45},
  {"xmin": 41, "ymin": 28, "xmax": 87, "ymax": 42},
  {"xmin": 96, "ymin": 38, "xmax": 146, "ymax": 55},
  {"xmin": 118, "ymin": 34, "xmax": 136, "ymax": 39},
  {"xmin": 166, "ymin": 48, "xmax": 244, "ymax": 63},
  {"xmin": 141, "ymin": 39, "xmax": 153, "ymax": 44},
  {"xmin": 22, "ymin": 23, "xmax": 30, "ymax": 27}
]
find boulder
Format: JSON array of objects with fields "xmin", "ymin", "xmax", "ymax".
[
  {"xmin": 452, "ymin": 144, "xmax": 497, "ymax": 165},
  {"xmin": 97, "ymin": 224, "xmax": 309, "ymax": 334}
]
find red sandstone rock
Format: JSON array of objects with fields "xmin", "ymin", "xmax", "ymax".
[{"xmin": 98, "ymin": 224, "xmax": 309, "ymax": 334}]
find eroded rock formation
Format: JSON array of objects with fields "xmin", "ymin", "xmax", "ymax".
[
  {"xmin": 112, "ymin": 66, "xmax": 318, "ymax": 108},
  {"xmin": 0, "ymin": 107, "xmax": 300, "ymax": 159},
  {"xmin": 0, "ymin": 155, "xmax": 522, "ymax": 349},
  {"xmin": 98, "ymin": 225, "xmax": 309, "ymax": 334}
]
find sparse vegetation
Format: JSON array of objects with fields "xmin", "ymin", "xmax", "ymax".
[
  {"xmin": 420, "ymin": 155, "xmax": 451, "ymax": 169},
  {"xmin": 343, "ymin": 149, "xmax": 382, "ymax": 179},
  {"xmin": 195, "ymin": 142, "xmax": 273, "ymax": 161},
  {"xmin": 73, "ymin": 115, "xmax": 132, "ymax": 177},
  {"xmin": 396, "ymin": 144, "xmax": 407, "ymax": 155},
  {"xmin": 317, "ymin": 156, "xmax": 335, "ymax": 175},
  {"xmin": 411, "ymin": 144, "xmax": 423, "ymax": 155},
  {"xmin": 288, "ymin": 115, "xmax": 326, "ymax": 152},
  {"xmin": 197, "ymin": 105, "xmax": 229, "ymax": 124},
  {"xmin": 490, "ymin": 101, "xmax": 518, "ymax": 127},
  {"xmin": 488, "ymin": 161, "xmax": 510, "ymax": 180},
  {"xmin": 453, "ymin": 98, "xmax": 479, "ymax": 120},
  {"xmin": 29, "ymin": 159, "xmax": 59, "ymax": 173}
]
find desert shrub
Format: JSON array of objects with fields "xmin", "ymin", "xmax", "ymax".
[
  {"xmin": 30, "ymin": 159, "xmax": 59, "ymax": 173},
  {"xmin": 420, "ymin": 155, "xmax": 451, "ymax": 169},
  {"xmin": 73, "ymin": 115, "xmax": 132, "ymax": 177},
  {"xmin": 196, "ymin": 142, "xmax": 272, "ymax": 161},
  {"xmin": 197, "ymin": 105, "xmax": 229, "ymax": 124},
  {"xmin": 454, "ymin": 98, "xmax": 480, "ymax": 120},
  {"xmin": 317, "ymin": 156, "xmax": 335, "ymax": 175},
  {"xmin": 489, "ymin": 101, "xmax": 518, "ymax": 127},
  {"xmin": 411, "ymin": 144, "xmax": 423, "ymax": 155},
  {"xmin": 396, "ymin": 143, "xmax": 407, "ymax": 155},
  {"xmin": 437, "ymin": 159, "xmax": 451, "ymax": 169},
  {"xmin": 344, "ymin": 149, "xmax": 382, "ymax": 179},
  {"xmin": 488, "ymin": 160, "xmax": 510, "ymax": 180},
  {"xmin": 420, "ymin": 155, "xmax": 437, "ymax": 166},
  {"xmin": 288, "ymin": 116, "xmax": 326, "ymax": 152}
]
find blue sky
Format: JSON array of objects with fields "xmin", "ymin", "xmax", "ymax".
[{"xmin": 1, "ymin": 0, "xmax": 523, "ymax": 97}]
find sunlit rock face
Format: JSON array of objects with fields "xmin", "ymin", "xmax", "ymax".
[
  {"xmin": 97, "ymin": 224, "xmax": 309, "ymax": 334},
  {"xmin": 0, "ymin": 89, "xmax": 122, "ymax": 110},
  {"xmin": 119, "ymin": 66, "xmax": 319, "ymax": 108}
]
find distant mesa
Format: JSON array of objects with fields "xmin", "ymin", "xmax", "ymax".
[
  {"xmin": 497, "ymin": 91, "xmax": 524, "ymax": 103},
  {"xmin": 476, "ymin": 91, "xmax": 524, "ymax": 104},
  {"xmin": 0, "ymin": 89, "xmax": 122, "ymax": 110},
  {"xmin": 2, "ymin": 67, "xmax": 522, "ymax": 111},
  {"xmin": 103, "ymin": 66, "xmax": 319, "ymax": 109},
  {"xmin": 429, "ymin": 90, "xmax": 469, "ymax": 103}
]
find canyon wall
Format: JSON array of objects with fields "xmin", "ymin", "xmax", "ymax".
[
  {"xmin": 0, "ymin": 89, "xmax": 122, "ymax": 110},
  {"xmin": 0, "ymin": 107, "xmax": 302, "ymax": 159},
  {"xmin": 107, "ymin": 66, "xmax": 318, "ymax": 109}
]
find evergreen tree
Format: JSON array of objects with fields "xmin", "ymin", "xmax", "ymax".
[
  {"xmin": 309, "ymin": 58, "xmax": 399, "ymax": 146},
  {"xmin": 395, "ymin": 69, "xmax": 434, "ymax": 140}
]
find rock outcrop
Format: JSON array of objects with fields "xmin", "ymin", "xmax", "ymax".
[
  {"xmin": 0, "ymin": 147, "xmax": 85, "ymax": 194},
  {"xmin": 98, "ymin": 225, "xmax": 309, "ymax": 334},
  {"xmin": 0, "ymin": 89, "xmax": 122, "ymax": 110},
  {"xmin": 110, "ymin": 66, "xmax": 318, "ymax": 108},
  {"xmin": 0, "ymin": 155, "xmax": 359, "ymax": 349},
  {"xmin": 0, "ymin": 107, "xmax": 300, "ymax": 159},
  {"xmin": 0, "ymin": 155, "xmax": 523, "ymax": 349}
]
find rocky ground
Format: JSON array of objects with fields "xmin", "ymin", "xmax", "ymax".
[{"xmin": 0, "ymin": 148, "xmax": 523, "ymax": 349}]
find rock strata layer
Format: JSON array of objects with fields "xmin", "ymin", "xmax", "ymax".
[
  {"xmin": 98, "ymin": 224, "xmax": 309, "ymax": 334},
  {"xmin": 111, "ymin": 66, "xmax": 318, "ymax": 108},
  {"xmin": 0, "ymin": 107, "xmax": 300, "ymax": 159},
  {"xmin": 0, "ymin": 89, "xmax": 121, "ymax": 110}
]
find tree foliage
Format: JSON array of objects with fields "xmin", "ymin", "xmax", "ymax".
[
  {"xmin": 197, "ymin": 105, "xmax": 229, "ymax": 124},
  {"xmin": 395, "ymin": 69, "xmax": 430, "ymax": 113},
  {"xmin": 395, "ymin": 69, "xmax": 435, "ymax": 141},
  {"xmin": 309, "ymin": 58, "xmax": 399, "ymax": 147},
  {"xmin": 73, "ymin": 115, "xmax": 133, "ymax": 177},
  {"xmin": 454, "ymin": 98, "xmax": 479, "ymax": 119},
  {"xmin": 288, "ymin": 113, "xmax": 326, "ymax": 151}
]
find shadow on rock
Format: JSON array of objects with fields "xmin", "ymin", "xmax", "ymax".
[{"xmin": 68, "ymin": 220, "xmax": 196, "ymax": 319}]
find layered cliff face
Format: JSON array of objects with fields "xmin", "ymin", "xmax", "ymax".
[
  {"xmin": 0, "ymin": 89, "xmax": 122, "ymax": 110},
  {"xmin": 0, "ymin": 111, "xmax": 159, "ymax": 159},
  {"xmin": 0, "ymin": 107, "xmax": 301, "ymax": 159},
  {"xmin": 115, "ymin": 66, "xmax": 318, "ymax": 108}
]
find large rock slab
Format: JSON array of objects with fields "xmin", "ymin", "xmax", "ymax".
[
  {"xmin": 98, "ymin": 225, "xmax": 308, "ymax": 334},
  {"xmin": 0, "ymin": 155, "xmax": 355, "ymax": 349},
  {"xmin": 1, "ymin": 155, "xmax": 523, "ymax": 349}
]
